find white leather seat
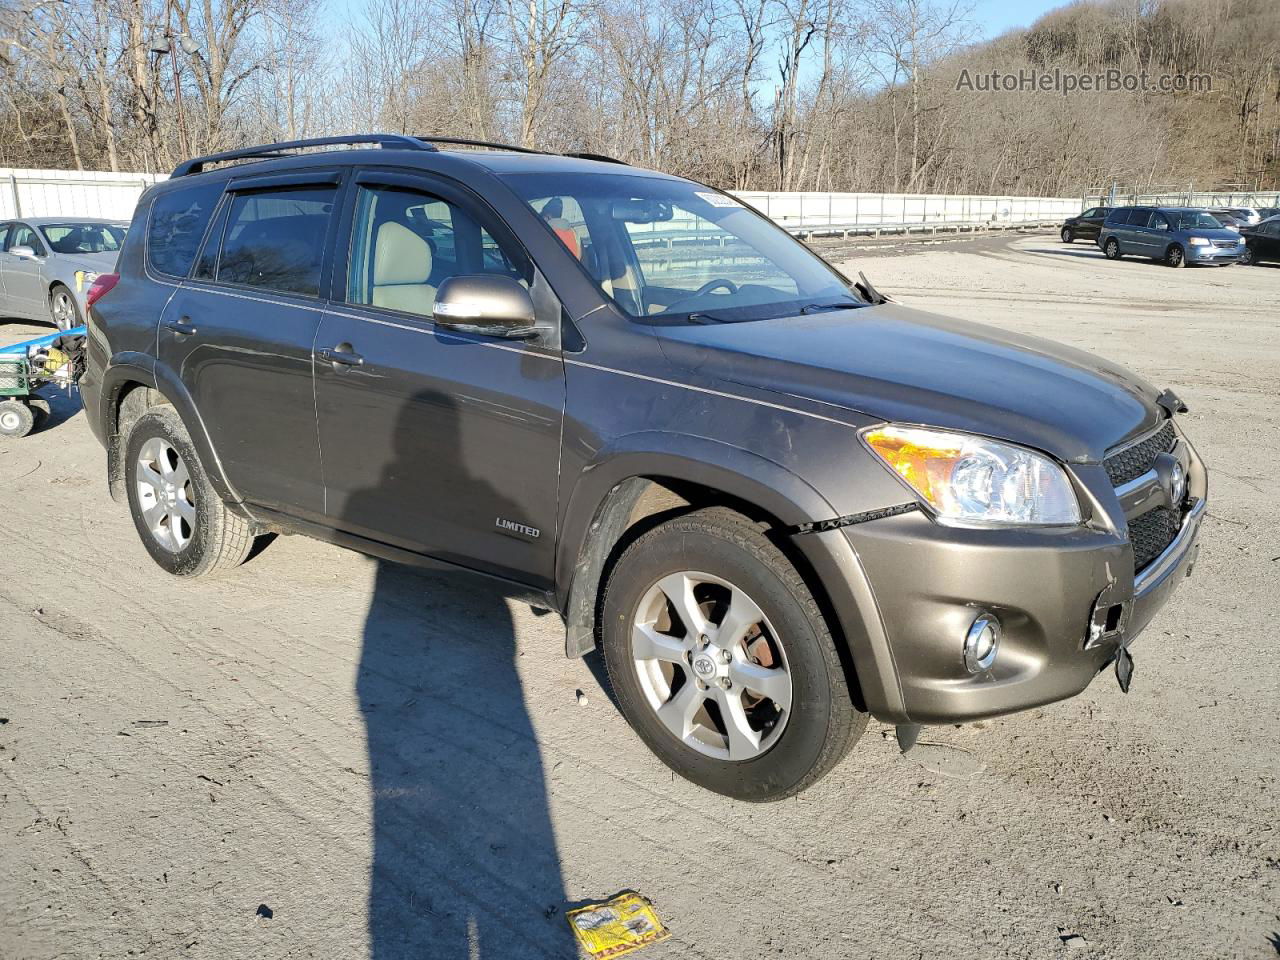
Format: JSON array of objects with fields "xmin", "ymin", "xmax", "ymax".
[{"xmin": 372, "ymin": 221, "xmax": 436, "ymax": 316}]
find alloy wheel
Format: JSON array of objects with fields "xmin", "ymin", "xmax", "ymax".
[
  {"xmin": 631, "ymin": 571, "xmax": 792, "ymax": 761},
  {"xmin": 51, "ymin": 290, "xmax": 76, "ymax": 330},
  {"xmin": 135, "ymin": 437, "xmax": 196, "ymax": 552},
  {"xmin": 1061, "ymin": 228, "xmax": 1072, "ymax": 243}
]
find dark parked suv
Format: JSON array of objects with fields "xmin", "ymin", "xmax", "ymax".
[
  {"xmin": 1059, "ymin": 205, "xmax": 1109, "ymax": 243},
  {"xmin": 81, "ymin": 136, "xmax": 1207, "ymax": 800}
]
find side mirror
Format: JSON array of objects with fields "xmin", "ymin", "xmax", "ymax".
[
  {"xmin": 9, "ymin": 245, "xmax": 36, "ymax": 259},
  {"xmin": 433, "ymin": 275, "xmax": 538, "ymax": 339}
]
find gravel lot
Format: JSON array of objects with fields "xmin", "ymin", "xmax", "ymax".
[{"xmin": 1, "ymin": 232, "xmax": 1276, "ymax": 960}]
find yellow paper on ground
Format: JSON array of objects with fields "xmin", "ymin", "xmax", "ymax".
[{"xmin": 566, "ymin": 892, "xmax": 670, "ymax": 958}]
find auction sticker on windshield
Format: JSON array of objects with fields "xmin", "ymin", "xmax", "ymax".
[{"xmin": 695, "ymin": 191, "xmax": 740, "ymax": 208}]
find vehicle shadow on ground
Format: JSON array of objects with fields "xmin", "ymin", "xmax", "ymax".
[
  {"xmin": 33, "ymin": 387, "xmax": 84, "ymax": 432},
  {"xmin": 1024, "ymin": 246, "xmax": 1109, "ymax": 260},
  {"xmin": 346, "ymin": 391, "xmax": 578, "ymax": 960}
]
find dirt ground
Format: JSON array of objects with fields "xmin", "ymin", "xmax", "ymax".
[{"xmin": 1, "ymin": 232, "xmax": 1276, "ymax": 960}]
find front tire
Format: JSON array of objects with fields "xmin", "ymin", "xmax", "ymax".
[
  {"xmin": 124, "ymin": 405, "xmax": 259, "ymax": 576},
  {"xmin": 1061, "ymin": 227, "xmax": 1074, "ymax": 243},
  {"xmin": 49, "ymin": 284, "xmax": 81, "ymax": 331},
  {"xmin": 0, "ymin": 399, "xmax": 34, "ymax": 439},
  {"xmin": 1167, "ymin": 244, "xmax": 1186, "ymax": 268},
  {"xmin": 1239, "ymin": 245, "xmax": 1255, "ymax": 266},
  {"xmin": 601, "ymin": 507, "xmax": 866, "ymax": 801},
  {"xmin": 1104, "ymin": 237, "xmax": 1122, "ymax": 260}
]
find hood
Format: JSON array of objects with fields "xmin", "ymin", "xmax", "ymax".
[
  {"xmin": 1184, "ymin": 228, "xmax": 1240, "ymax": 241},
  {"xmin": 57, "ymin": 251, "xmax": 119, "ymax": 274},
  {"xmin": 654, "ymin": 304, "xmax": 1163, "ymax": 463}
]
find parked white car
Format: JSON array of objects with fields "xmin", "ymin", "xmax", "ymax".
[{"xmin": 0, "ymin": 217, "xmax": 128, "ymax": 330}]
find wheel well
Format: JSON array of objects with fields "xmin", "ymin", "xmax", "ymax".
[
  {"xmin": 106, "ymin": 381, "xmax": 172, "ymax": 502},
  {"xmin": 564, "ymin": 476, "xmax": 866, "ymax": 711}
]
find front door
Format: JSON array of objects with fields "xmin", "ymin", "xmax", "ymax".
[
  {"xmin": 156, "ymin": 174, "xmax": 343, "ymax": 520},
  {"xmin": 313, "ymin": 172, "xmax": 565, "ymax": 589},
  {"xmin": 2, "ymin": 223, "xmax": 49, "ymax": 318}
]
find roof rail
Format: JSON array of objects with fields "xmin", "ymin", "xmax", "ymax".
[
  {"xmin": 171, "ymin": 135, "xmax": 435, "ymax": 177},
  {"xmin": 564, "ymin": 152, "xmax": 629, "ymax": 165},
  {"xmin": 414, "ymin": 135, "xmax": 548, "ymax": 155}
]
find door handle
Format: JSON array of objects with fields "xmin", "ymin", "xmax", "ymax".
[
  {"xmin": 319, "ymin": 345, "xmax": 364, "ymax": 367},
  {"xmin": 164, "ymin": 317, "xmax": 198, "ymax": 336}
]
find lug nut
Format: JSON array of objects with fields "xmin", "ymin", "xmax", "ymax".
[
  {"xmin": 718, "ymin": 678, "xmax": 731, "ymax": 690},
  {"xmin": 719, "ymin": 649, "xmax": 731, "ymax": 663},
  {"xmin": 699, "ymin": 634, "xmax": 710, "ymax": 647}
]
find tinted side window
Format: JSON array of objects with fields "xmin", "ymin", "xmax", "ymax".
[
  {"xmin": 1105, "ymin": 207, "xmax": 1129, "ymax": 224},
  {"xmin": 0, "ymin": 224, "xmax": 10, "ymax": 249},
  {"xmin": 217, "ymin": 187, "xmax": 335, "ymax": 297},
  {"xmin": 148, "ymin": 183, "xmax": 224, "ymax": 278},
  {"xmin": 1081, "ymin": 208, "xmax": 1099, "ymax": 218},
  {"xmin": 346, "ymin": 184, "xmax": 528, "ymax": 319}
]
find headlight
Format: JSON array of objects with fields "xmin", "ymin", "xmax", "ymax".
[
  {"xmin": 1187, "ymin": 237, "xmax": 1210, "ymax": 246},
  {"xmin": 862, "ymin": 425, "xmax": 1081, "ymax": 526}
]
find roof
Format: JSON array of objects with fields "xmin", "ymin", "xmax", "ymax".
[{"xmin": 9, "ymin": 215, "xmax": 127, "ymax": 226}]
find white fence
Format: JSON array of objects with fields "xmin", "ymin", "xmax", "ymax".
[
  {"xmin": 0, "ymin": 168, "xmax": 1083, "ymax": 234},
  {"xmin": 0, "ymin": 169, "xmax": 167, "ymax": 221},
  {"xmin": 733, "ymin": 191, "xmax": 1081, "ymax": 233}
]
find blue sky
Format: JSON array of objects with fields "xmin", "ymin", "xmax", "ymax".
[{"xmin": 972, "ymin": 0, "xmax": 1075, "ymax": 40}]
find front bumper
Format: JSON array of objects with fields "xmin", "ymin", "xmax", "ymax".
[
  {"xmin": 842, "ymin": 438, "xmax": 1206, "ymax": 724},
  {"xmin": 1187, "ymin": 244, "xmax": 1241, "ymax": 262}
]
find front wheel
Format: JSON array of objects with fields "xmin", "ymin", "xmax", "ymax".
[
  {"xmin": 0, "ymin": 399, "xmax": 34, "ymax": 439},
  {"xmin": 124, "ymin": 405, "xmax": 261, "ymax": 576},
  {"xmin": 1061, "ymin": 227, "xmax": 1074, "ymax": 243},
  {"xmin": 1104, "ymin": 237, "xmax": 1122, "ymax": 260},
  {"xmin": 49, "ymin": 284, "xmax": 81, "ymax": 331},
  {"xmin": 1239, "ymin": 245, "xmax": 1255, "ymax": 266},
  {"xmin": 1167, "ymin": 244, "xmax": 1186, "ymax": 268},
  {"xmin": 601, "ymin": 507, "xmax": 866, "ymax": 801}
]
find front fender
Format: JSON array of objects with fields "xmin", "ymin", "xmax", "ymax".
[{"xmin": 555, "ymin": 431, "xmax": 907, "ymax": 720}]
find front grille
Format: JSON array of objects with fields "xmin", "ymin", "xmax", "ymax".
[
  {"xmin": 1211, "ymin": 239, "xmax": 1238, "ymax": 249},
  {"xmin": 1129, "ymin": 507, "xmax": 1180, "ymax": 572},
  {"xmin": 1104, "ymin": 420, "xmax": 1176, "ymax": 486}
]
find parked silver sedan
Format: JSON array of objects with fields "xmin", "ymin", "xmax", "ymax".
[{"xmin": 0, "ymin": 217, "xmax": 128, "ymax": 330}]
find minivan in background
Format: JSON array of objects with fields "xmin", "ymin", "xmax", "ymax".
[{"xmin": 1097, "ymin": 206, "xmax": 1242, "ymax": 267}]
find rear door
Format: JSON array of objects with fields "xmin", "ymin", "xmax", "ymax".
[
  {"xmin": 156, "ymin": 171, "xmax": 343, "ymax": 520},
  {"xmin": 313, "ymin": 169, "xmax": 566, "ymax": 588}
]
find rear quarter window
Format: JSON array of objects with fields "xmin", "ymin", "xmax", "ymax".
[
  {"xmin": 148, "ymin": 183, "xmax": 224, "ymax": 278},
  {"xmin": 1105, "ymin": 208, "xmax": 1129, "ymax": 224}
]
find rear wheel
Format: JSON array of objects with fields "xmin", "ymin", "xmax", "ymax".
[
  {"xmin": 1104, "ymin": 237, "xmax": 1122, "ymax": 260},
  {"xmin": 1060, "ymin": 227, "xmax": 1074, "ymax": 243},
  {"xmin": 124, "ymin": 405, "xmax": 260, "ymax": 576},
  {"xmin": 601, "ymin": 507, "xmax": 865, "ymax": 801},
  {"xmin": 1167, "ymin": 244, "xmax": 1186, "ymax": 268},
  {"xmin": 0, "ymin": 399, "xmax": 34, "ymax": 439},
  {"xmin": 49, "ymin": 284, "xmax": 81, "ymax": 331}
]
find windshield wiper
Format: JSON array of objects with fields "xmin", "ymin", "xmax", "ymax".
[
  {"xmin": 799, "ymin": 301, "xmax": 863, "ymax": 314},
  {"xmin": 686, "ymin": 312, "xmax": 732, "ymax": 324},
  {"xmin": 855, "ymin": 271, "xmax": 890, "ymax": 305}
]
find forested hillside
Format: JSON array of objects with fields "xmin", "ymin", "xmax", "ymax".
[{"xmin": 1, "ymin": 0, "xmax": 1276, "ymax": 194}]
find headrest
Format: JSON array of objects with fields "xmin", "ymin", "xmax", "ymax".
[{"xmin": 374, "ymin": 221, "xmax": 432, "ymax": 286}]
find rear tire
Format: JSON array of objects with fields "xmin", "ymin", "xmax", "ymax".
[
  {"xmin": 600, "ymin": 507, "xmax": 866, "ymax": 801},
  {"xmin": 124, "ymin": 405, "xmax": 260, "ymax": 577},
  {"xmin": 1104, "ymin": 237, "xmax": 1122, "ymax": 260},
  {"xmin": 0, "ymin": 399, "xmax": 34, "ymax": 439},
  {"xmin": 1166, "ymin": 244, "xmax": 1186, "ymax": 268}
]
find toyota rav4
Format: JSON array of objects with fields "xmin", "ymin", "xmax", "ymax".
[{"xmin": 81, "ymin": 135, "xmax": 1207, "ymax": 801}]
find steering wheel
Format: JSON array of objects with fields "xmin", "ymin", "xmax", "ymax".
[{"xmin": 663, "ymin": 278, "xmax": 739, "ymax": 314}]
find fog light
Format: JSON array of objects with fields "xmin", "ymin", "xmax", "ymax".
[{"xmin": 963, "ymin": 612, "xmax": 1001, "ymax": 673}]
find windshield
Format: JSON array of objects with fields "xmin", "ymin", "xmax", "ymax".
[
  {"xmin": 500, "ymin": 172, "xmax": 859, "ymax": 323},
  {"xmin": 40, "ymin": 222, "xmax": 127, "ymax": 254},
  {"xmin": 1172, "ymin": 212, "xmax": 1224, "ymax": 230}
]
